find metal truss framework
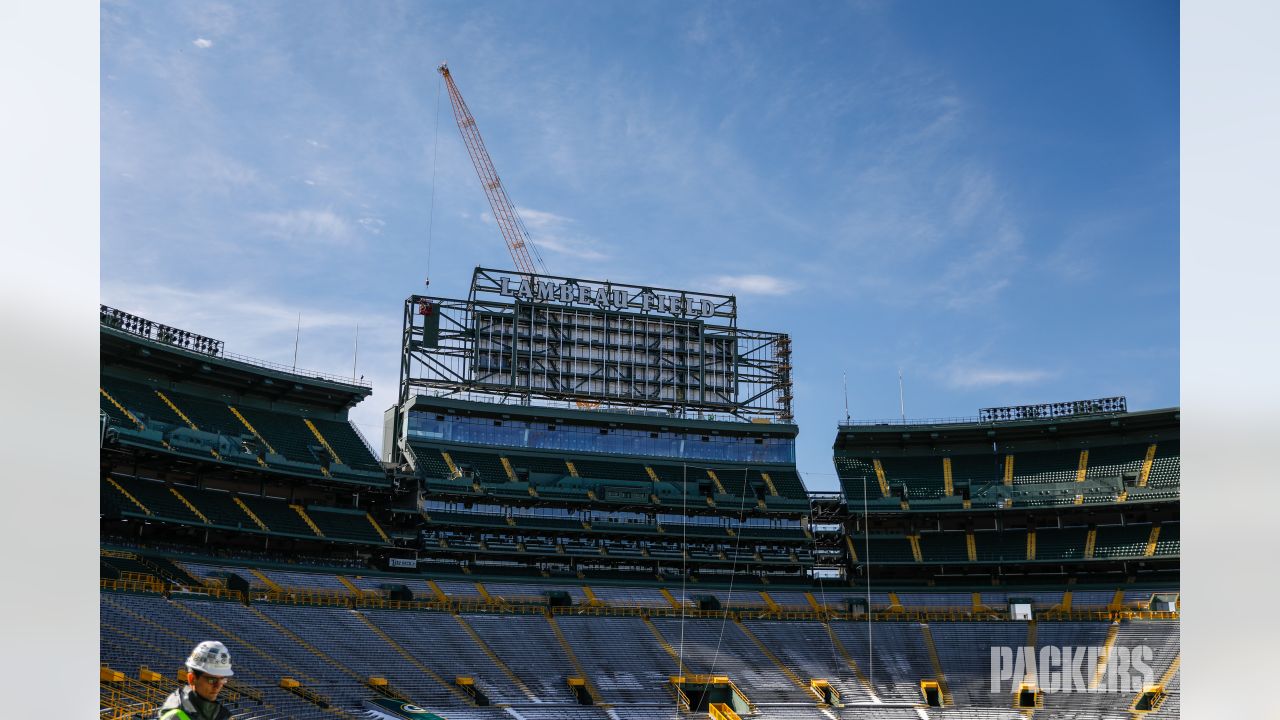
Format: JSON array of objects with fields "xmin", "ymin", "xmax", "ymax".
[{"xmin": 396, "ymin": 270, "xmax": 794, "ymax": 443}]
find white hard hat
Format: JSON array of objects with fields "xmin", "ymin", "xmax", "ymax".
[{"xmin": 186, "ymin": 640, "xmax": 234, "ymax": 677}]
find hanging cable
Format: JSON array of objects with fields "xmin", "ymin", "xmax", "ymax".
[
  {"xmin": 674, "ymin": 462, "xmax": 689, "ymax": 720},
  {"xmin": 813, "ymin": 501, "xmax": 842, "ymax": 688},
  {"xmin": 424, "ymin": 71, "xmax": 442, "ymax": 286},
  {"xmin": 708, "ymin": 466, "xmax": 752, "ymax": 677},
  {"xmin": 864, "ymin": 470, "xmax": 874, "ymax": 693}
]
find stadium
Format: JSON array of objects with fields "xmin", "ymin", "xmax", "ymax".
[
  {"xmin": 98, "ymin": 272, "xmax": 1179, "ymax": 719},
  {"xmin": 95, "ymin": 10, "xmax": 1180, "ymax": 719}
]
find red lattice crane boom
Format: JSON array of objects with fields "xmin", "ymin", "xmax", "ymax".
[{"xmin": 437, "ymin": 63, "xmax": 545, "ymax": 277}]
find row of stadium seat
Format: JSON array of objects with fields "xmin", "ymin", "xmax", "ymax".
[
  {"xmin": 835, "ymin": 441, "xmax": 1180, "ymax": 501},
  {"xmin": 102, "ymin": 475, "xmax": 386, "ymax": 545},
  {"xmin": 417, "ymin": 445, "xmax": 810, "ymax": 502},
  {"xmin": 101, "ymin": 589, "xmax": 1178, "ymax": 718},
  {"xmin": 109, "ymin": 553, "xmax": 1176, "ymax": 612},
  {"xmin": 420, "ymin": 508, "xmax": 809, "ymax": 542},
  {"xmin": 101, "ymin": 376, "xmax": 383, "ymax": 475}
]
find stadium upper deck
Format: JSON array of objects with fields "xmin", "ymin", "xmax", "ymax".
[
  {"xmin": 100, "ymin": 305, "xmax": 387, "ymax": 486},
  {"xmin": 834, "ymin": 404, "xmax": 1179, "ymax": 512}
]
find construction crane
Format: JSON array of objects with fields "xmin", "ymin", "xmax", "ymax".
[
  {"xmin": 437, "ymin": 64, "xmax": 600, "ymax": 410},
  {"xmin": 437, "ymin": 63, "xmax": 547, "ymax": 278}
]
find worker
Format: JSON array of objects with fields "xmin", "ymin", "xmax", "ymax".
[{"xmin": 157, "ymin": 640, "xmax": 234, "ymax": 720}]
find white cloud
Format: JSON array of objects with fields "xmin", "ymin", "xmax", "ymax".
[
  {"xmin": 518, "ymin": 207, "xmax": 570, "ymax": 229},
  {"xmin": 356, "ymin": 217, "xmax": 385, "ymax": 234},
  {"xmin": 193, "ymin": 38, "xmax": 213, "ymax": 49},
  {"xmin": 513, "ymin": 206, "xmax": 611, "ymax": 263},
  {"xmin": 706, "ymin": 274, "xmax": 797, "ymax": 296},
  {"xmin": 946, "ymin": 365, "xmax": 1056, "ymax": 389},
  {"xmin": 251, "ymin": 208, "xmax": 354, "ymax": 245}
]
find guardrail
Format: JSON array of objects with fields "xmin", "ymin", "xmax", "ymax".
[{"xmin": 99, "ymin": 578, "xmax": 1179, "ymax": 623}]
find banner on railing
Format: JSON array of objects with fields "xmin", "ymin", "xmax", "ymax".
[{"xmin": 388, "ymin": 558, "xmax": 416, "ymax": 569}]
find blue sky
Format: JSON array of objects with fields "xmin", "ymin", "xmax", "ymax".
[{"xmin": 101, "ymin": 0, "xmax": 1179, "ymax": 492}]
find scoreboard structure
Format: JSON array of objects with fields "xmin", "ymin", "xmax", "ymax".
[{"xmin": 397, "ymin": 267, "xmax": 794, "ymax": 424}]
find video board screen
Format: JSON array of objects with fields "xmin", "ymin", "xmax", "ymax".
[{"xmin": 472, "ymin": 304, "xmax": 736, "ymax": 406}]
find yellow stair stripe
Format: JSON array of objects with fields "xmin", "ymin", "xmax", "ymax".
[
  {"xmin": 427, "ymin": 580, "xmax": 450, "ymax": 604},
  {"xmin": 1076, "ymin": 450, "xmax": 1089, "ymax": 482},
  {"xmin": 105, "ymin": 476, "xmax": 151, "ymax": 515},
  {"xmin": 232, "ymin": 496, "xmax": 269, "ymax": 531},
  {"xmin": 169, "ymin": 487, "xmax": 210, "ymax": 524},
  {"xmin": 707, "ymin": 469, "xmax": 728, "ymax": 494},
  {"xmin": 1084, "ymin": 528, "xmax": 1097, "ymax": 558},
  {"xmin": 805, "ymin": 592, "xmax": 824, "ymax": 612},
  {"xmin": 154, "ymin": 390, "xmax": 198, "ymax": 431},
  {"xmin": 499, "ymin": 456, "xmax": 517, "ymax": 481},
  {"xmin": 366, "ymin": 513, "xmax": 391, "ymax": 544},
  {"xmin": 887, "ymin": 592, "xmax": 905, "ymax": 612},
  {"xmin": 760, "ymin": 472, "xmax": 779, "ymax": 496},
  {"xmin": 441, "ymin": 451, "xmax": 461, "ymax": 477},
  {"xmin": 759, "ymin": 592, "xmax": 782, "ymax": 613},
  {"xmin": 822, "ymin": 622, "xmax": 879, "ymax": 702},
  {"xmin": 100, "ymin": 388, "xmax": 145, "ymax": 430},
  {"xmin": 1090, "ymin": 623, "xmax": 1122, "ymax": 689},
  {"xmin": 290, "ymin": 505, "xmax": 325, "ymax": 537},
  {"xmin": 249, "ymin": 569, "xmax": 283, "ymax": 593},
  {"xmin": 303, "ymin": 419, "xmax": 344, "ymax": 466},
  {"xmin": 1108, "ymin": 589, "xmax": 1127, "ymax": 611},
  {"xmin": 966, "ymin": 531, "xmax": 977, "ymax": 561},
  {"xmin": 582, "ymin": 586, "xmax": 603, "ymax": 606},
  {"xmin": 872, "ymin": 459, "xmax": 890, "ymax": 497},
  {"xmin": 1156, "ymin": 654, "xmax": 1181, "ymax": 687},
  {"xmin": 1026, "ymin": 530, "xmax": 1036, "ymax": 561},
  {"xmin": 1145, "ymin": 526, "xmax": 1161, "ymax": 557},
  {"xmin": 352, "ymin": 612, "xmax": 472, "ymax": 703},
  {"xmin": 919, "ymin": 624, "xmax": 953, "ymax": 706},
  {"xmin": 642, "ymin": 616, "xmax": 692, "ymax": 674},
  {"xmin": 248, "ymin": 606, "xmax": 366, "ymax": 682},
  {"xmin": 942, "ymin": 458, "xmax": 953, "ymax": 496},
  {"xmin": 845, "ymin": 535, "xmax": 859, "ymax": 563},
  {"xmin": 1125, "ymin": 653, "xmax": 1180, "ymax": 714},
  {"xmin": 565, "ymin": 460, "xmax": 580, "ymax": 477},
  {"xmin": 1137, "ymin": 444, "xmax": 1157, "ymax": 487},
  {"xmin": 734, "ymin": 619, "xmax": 807, "ymax": 690},
  {"xmin": 227, "ymin": 406, "xmax": 275, "ymax": 456},
  {"xmin": 545, "ymin": 614, "xmax": 604, "ymax": 703},
  {"xmin": 336, "ymin": 576, "xmax": 364, "ymax": 597},
  {"xmin": 908, "ymin": 535, "xmax": 923, "ymax": 563},
  {"xmin": 1003, "ymin": 455, "xmax": 1015, "ymax": 486},
  {"xmin": 453, "ymin": 614, "xmax": 537, "ymax": 701},
  {"xmin": 660, "ymin": 587, "xmax": 683, "ymax": 609},
  {"xmin": 645, "ymin": 465, "xmax": 661, "ymax": 483},
  {"xmin": 473, "ymin": 582, "xmax": 494, "ymax": 604}
]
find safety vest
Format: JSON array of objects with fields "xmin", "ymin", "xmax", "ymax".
[{"xmin": 159, "ymin": 710, "xmax": 191, "ymax": 720}]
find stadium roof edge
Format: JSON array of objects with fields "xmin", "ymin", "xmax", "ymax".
[
  {"xmin": 834, "ymin": 406, "xmax": 1179, "ymax": 450},
  {"xmin": 101, "ymin": 325, "xmax": 372, "ymax": 410}
]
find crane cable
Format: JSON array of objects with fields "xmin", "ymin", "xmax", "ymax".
[{"xmin": 425, "ymin": 71, "xmax": 442, "ymax": 287}]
